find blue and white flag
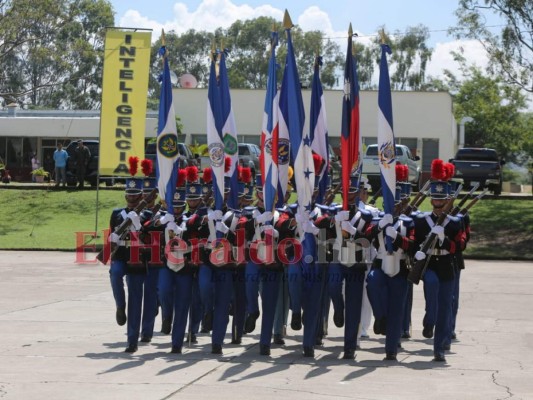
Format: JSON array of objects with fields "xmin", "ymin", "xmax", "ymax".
[
  {"xmin": 156, "ymin": 42, "xmax": 179, "ymax": 214},
  {"xmin": 260, "ymin": 31, "xmax": 280, "ymax": 213},
  {"xmin": 377, "ymin": 42, "xmax": 396, "ymax": 252},
  {"xmin": 207, "ymin": 52, "xmax": 225, "ymax": 212},
  {"xmin": 217, "ymin": 50, "xmax": 239, "ymax": 209},
  {"xmin": 309, "ymin": 56, "xmax": 329, "ymax": 204}
]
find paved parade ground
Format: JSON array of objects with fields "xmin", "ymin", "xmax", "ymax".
[{"xmin": 0, "ymin": 251, "xmax": 532, "ymax": 400}]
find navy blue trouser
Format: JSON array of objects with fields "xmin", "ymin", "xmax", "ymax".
[
  {"xmin": 125, "ymin": 266, "xmax": 159, "ymax": 346},
  {"xmin": 366, "ymin": 268, "xmax": 408, "ymax": 354},
  {"xmin": 210, "ymin": 268, "xmax": 234, "ymax": 346},
  {"xmin": 198, "ymin": 263, "xmax": 214, "ymax": 317},
  {"xmin": 423, "ymin": 269, "xmax": 454, "ymax": 353},
  {"xmin": 158, "ymin": 265, "xmax": 174, "ymax": 323},
  {"xmin": 402, "ymin": 282, "xmax": 413, "ymax": 333},
  {"xmin": 273, "ymin": 269, "xmax": 289, "ymax": 336},
  {"xmin": 109, "ymin": 260, "xmax": 127, "ymax": 309},
  {"xmin": 188, "ymin": 273, "xmax": 203, "ymax": 335},
  {"xmin": 328, "ymin": 263, "xmax": 365, "ymax": 352},
  {"xmin": 231, "ymin": 268, "xmax": 246, "ymax": 341}
]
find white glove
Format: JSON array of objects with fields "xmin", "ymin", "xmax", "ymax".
[
  {"xmin": 431, "ymin": 225, "xmax": 445, "ymax": 243},
  {"xmin": 208, "ymin": 209, "xmax": 223, "ymax": 221},
  {"xmin": 257, "ymin": 211, "xmax": 273, "ymax": 224},
  {"xmin": 159, "ymin": 213, "xmax": 174, "ymax": 225},
  {"xmin": 108, "ymin": 232, "xmax": 120, "ymax": 244},
  {"xmin": 166, "ymin": 221, "xmax": 179, "ymax": 233},
  {"xmin": 216, "ymin": 221, "xmax": 229, "ymax": 234},
  {"xmin": 415, "ymin": 251, "xmax": 426, "ymax": 261},
  {"xmin": 335, "ymin": 210, "xmax": 350, "ymax": 222},
  {"xmin": 179, "ymin": 221, "xmax": 187, "ymax": 232},
  {"xmin": 302, "ymin": 221, "xmax": 319, "ymax": 235},
  {"xmin": 385, "ymin": 226, "xmax": 398, "ymax": 240},
  {"xmin": 378, "ymin": 213, "xmax": 393, "ymax": 229},
  {"xmin": 262, "ymin": 225, "xmax": 279, "ymax": 239},
  {"xmin": 252, "ymin": 209, "xmax": 261, "ymax": 220},
  {"xmin": 341, "ymin": 220, "xmax": 357, "ymax": 236},
  {"xmin": 127, "ymin": 211, "xmax": 141, "ymax": 231}
]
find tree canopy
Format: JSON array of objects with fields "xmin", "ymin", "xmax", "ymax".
[{"xmin": 451, "ymin": 0, "xmax": 532, "ymax": 93}]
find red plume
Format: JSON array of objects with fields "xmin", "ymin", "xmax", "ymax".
[
  {"xmin": 444, "ymin": 163, "xmax": 455, "ymax": 181},
  {"xmin": 237, "ymin": 165, "xmax": 243, "ymax": 181},
  {"xmin": 140, "ymin": 159, "xmax": 153, "ymax": 177},
  {"xmin": 395, "ymin": 164, "xmax": 404, "ymax": 182},
  {"xmin": 312, "ymin": 153, "xmax": 323, "ymax": 174},
  {"xmin": 202, "ymin": 167, "xmax": 212, "ymax": 184},
  {"xmin": 431, "ymin": 159, "xmax": 446, "ymax": 181},
  {"xmin": 177, "ymin": 169, "xmax": 187, "ymax": 187},
  {"xmin": 128, "ymin": 156, "xmax": 139, "ymax": 176},
  {"xmin": 186, "ymin": 166, "xmax": 199, "ymax": 182},
  {"xmin": 224, "ymin": 156, "xmax": 232, "ymax": 173},
  {"xmin": 403, "ymin": 165, "xmax": 409, "ymax": 182},
  {"xmin": 240, "ymin": 167, "xmax": 252, "ymax": 183}
]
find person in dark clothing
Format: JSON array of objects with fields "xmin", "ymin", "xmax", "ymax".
[{"xmin": 75, "ymin": 140, "xmax": 91, "ymax": 188}]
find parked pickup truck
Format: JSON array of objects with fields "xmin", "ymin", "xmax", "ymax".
[
  {"xmin": 362, "ymin": 144, "xmax": 421, "ymax": 192},
  {"xmin": 449, "ymin": 147, "xmax": 504, "ymax": 195}
]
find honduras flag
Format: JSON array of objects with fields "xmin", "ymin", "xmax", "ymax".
[
  {"xmin": 279, "ymin": 13, "xmax": 316, "ymax": 272},
  {"xmin": 156, "ymin": 40, "xmax": 179, "ymax": 214},
  {"xmin": 377, "ymin": 42, "xmax": 396, "ymax": 252},
  {"xmin": 309, "ymin": 56, "xmax": 329, "ymax": 204},
  {"xmin": 260, "ymin": 31, "xmax": 280, "ymax": 213},
  {"xmin": 340, "ymin": 24, "xmax": 361, "ymax": 211}
]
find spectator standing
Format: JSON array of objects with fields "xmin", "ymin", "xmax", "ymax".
[
  {"xmin": 74, "ymin": 140, "xmax": 91, "ymax": 188},
  {"xmin": 31, "ymin": 153, "xmax": 40, "ymax": 183},
  {"xmin": 53, "ymin": 143, "xmax": 69, "ymax": 187}
]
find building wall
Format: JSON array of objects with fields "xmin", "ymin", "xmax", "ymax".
[{"xmin": 174, "ymin": 88, "xmax": 457, "ymax": 169}]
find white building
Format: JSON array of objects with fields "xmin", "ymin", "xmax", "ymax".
[{"xmin": 0, "ymin": 90, "xmax": 456, "ymax": 181}]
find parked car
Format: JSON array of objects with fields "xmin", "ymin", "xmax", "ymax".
[
  {"xmin": 449, "ymin": 147, "xmax": 504, "ymax": 195},
  {"xmin": 362, "ymin": 144, "xmax": 421, "ymax": 192},
  {"xmin": 145, "ymin": 142, "xmax": 198, "ymax": 170},
  {"xmin": 238, "ymin": 143, "xmax": 261, "ymax": 177}
]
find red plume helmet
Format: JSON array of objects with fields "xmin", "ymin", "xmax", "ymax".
[
  {"xmin": 128, "ymin": 156, "xmax": 139, "ymax": 176},
  {"xmin": 202, "ymin": 167, "xmax": 213, "ymax": 184},
  {"xmin": 237, "ymin": 165, "xmax": 243, "ymax": 181},
  {"xmin": 186, "ymin": 166, "xmax": 199, "ymax": 183},
  {"xmin": 395, "ymin": 163, "xmax": 406, "ymax": 182},
  {"xmin": 177, "ymin": 169, "xmax": 187, "ymax": 187},
  {"xmin": 312, "ymin": 153, "xmax": 323, "ymax": 174},
  {"xmin": 240, "ymin": 167, "xmax": 252, "ymax": 183},
  {"xmin": 224, "ymin": 156, "xmax": 232, "ymax": 173},
  {"xmin": 431, "ymin": 159, "xmax": 446, "ymax": 181},
  {"xmin": 140, "ymin": 159, "xmax": 153, "ymax": 177},
  {"xmin": 444, "ymin": 163, "xmax": 455, "ymax": 181}
]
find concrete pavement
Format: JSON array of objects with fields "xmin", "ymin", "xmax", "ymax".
[{"xmin": 0, "ymin": 252, "xmax": 532, "ymax": 400}]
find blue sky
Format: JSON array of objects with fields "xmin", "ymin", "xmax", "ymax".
[{"xmin": 107, "ymin": 0, "xmax": 503, "ymax": 82}]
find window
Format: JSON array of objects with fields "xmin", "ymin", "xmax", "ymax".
[
  {"xmin": 239, "ymin": 135, "xmax": 261, "ymax": 145},
  {"xmin": 6, "ymin": 137, "xmax": 23, "ymax": 167},
  {"xmin": 0, "ymin": 138, "xmax": 5, "ymax": 165},
  {"xmin": 190, "ymin": 134, "xmax": 207, "ymax": 145},
  {"xmin": 238, "ymin": 145, "xmax": 250, "ymax": 156}
]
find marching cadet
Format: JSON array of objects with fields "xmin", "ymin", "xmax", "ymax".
[
  {"xmin": 158, "ymin": 168, "xmax": 187, "ymax": 335},
  {"xmin": 243, "ymin": 174, "xmax": 285, "ymax": 355},
  {"xmin": 327, "ymin": 175, "xmax": 373, "ymax": 360},
  {"xmin": 121, "ymin": 174, "xmax": 160, "ymax": 354},
  {"xmin": 365, "ymin": 165, "xmax": 416, "ymax": 360},
  {"xmin": 357, "ymin": 176, "xmax": 377, "ymax": 340},
  {"xmin": 162, "ymin": 186, "xmax": 195, "ymax": 354},
  {"xmin": 412, "ymin": 159, "xmax": 466, "ymax": 362},
  {"xmin": 447, "ymin": 179, "xmax": 471, "ymax": 345},
  {"xmin": 108, "ymin": 178, "xmax": 143, "ymax": 334}
]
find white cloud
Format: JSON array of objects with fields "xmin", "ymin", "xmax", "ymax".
[{"xmin": 426, "ymin": 39, "xmax": 489, "ymax": 80}]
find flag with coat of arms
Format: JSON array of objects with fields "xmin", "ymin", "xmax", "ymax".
[
  {"xmin": 377, "ymin": 37, "xmax": 396, "ymax": 252},
  {"xmin": 156, "ymin": 31, "xmax": 179, "ymax": 214}
]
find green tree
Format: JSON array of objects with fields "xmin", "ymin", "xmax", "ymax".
[
  {"xmin": 0, "ymin": 0, "xmax": 114, "ymax": 109},
  {"xmin": 454, "ymin": 66, "xmax": 528, "ymax": 161},
  {"xmin": 452, "ymin": 0, "xmax": 532, "ymax": 93}
]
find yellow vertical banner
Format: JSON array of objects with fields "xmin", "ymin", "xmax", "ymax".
[{"xmin": 99, "ymin": 29, "xmax": 152, "ymax": 176}]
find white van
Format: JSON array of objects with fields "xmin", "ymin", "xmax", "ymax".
[{"xmin": 362, "ymin": 144, "xmax": 421, "ymax": 191}]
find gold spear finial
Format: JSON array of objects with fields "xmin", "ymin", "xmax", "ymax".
[
  {"xmin": 161, "ymin": 29, "xmax": 166, "ymax": 46},
  {"xmin": 283, "ymin": 10, "xmax": 293, "ymax": 29},
  {"xmin": 348, "ymin": 23, "xmax": 353, "ymax": 38},
  {"xmin": 210, "ymin": 39, "xmax": 216, "ymax": 62},
  {"xmin": 380, "ymin": 29, "xmax": 386, "ymax": 44}
]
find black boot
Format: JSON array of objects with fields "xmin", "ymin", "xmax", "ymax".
[
  {"xmin": 303, "ymin": 346, "xmax": 314, "ymax": 357},
  {"xmin": 291, "ymin": 312, "xmax": 302, "ymax": 331},
  {"xmin": 125, "ymin": 343, "xmax": 138, "ymax": 353},
  {"xmin": 116, "ymin": 307, "xmax": 127, "ymax": 326},
  {"xmin": 161, "ymin": 318, "xmax": 172, "ymax": 335},
  {"xmin": 244, "ymin": 311, "xmax": 260, "ymax": 333},
  {"xmin": 259, "ymin": 344, "xmax": 271, "ymax": 356},
  {"xmin": 211, "ymin": 344, "xmax": 223, "ymax": 355},
  {"xmin": 273, "ymin": 334, "xmax": 285, "ymax": 345}
]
